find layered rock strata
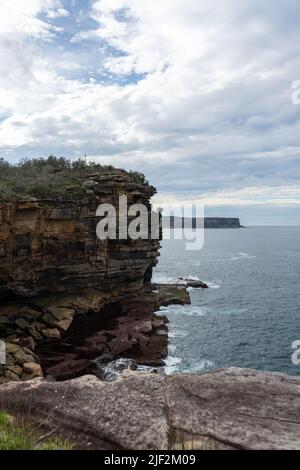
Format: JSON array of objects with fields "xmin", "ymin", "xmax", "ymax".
[
  {"xmin": 0, "ymin": 170, "xmax": 162, "ymax": 380},
  {"xmin": 0, "ymin": 172, "xmax": 159, "ymax": 300},
  {"xmin": 0, "ymin": 170, "xmax": 202, "ymax": 381}
]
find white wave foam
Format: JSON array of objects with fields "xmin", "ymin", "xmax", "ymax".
[
  {"xmin": 152, "ymin": 275, "xmax": 179, "ymax": 284},
  {"xmin": 205, "ymin": 281, "xmax": 221, "ymax": 289},
  {"xmin": 152, "ymin": 274, "xmax": 202, "ymax": 286},
  {"xmin": 231, "ymin": 252, "xmax": 256, "ymax": 260},
  {"xmin": 169, "ymin": 329, "xmax": 187, "ymax": 338},
  {"xmin": 186, "ymin": 359, "xmax": 215, "ymax": 373},
  {"xmin": 157, "ymin": 305, "xmax": 170, "ymax": 312},
  {"xmin": 166, "ymin": 304, "xmax": 207, "ymax": 317},
  {"xmin": 164, "ymin": 357, "xmax": 215, "ymax": 375},
  {"xmin": 184, "ymin": 307, "xmax": 206, "ymax": 317},
  {"xmin": 96, "ymin": 358, "xmax": 134, "ymax": 381},
  {"xmin": 168, "ymin": 344, "xmax": 177, "ymax": 354},
  {"xmin": 164, "ymin": 356, "xmax": 182, "ymax": 374}
]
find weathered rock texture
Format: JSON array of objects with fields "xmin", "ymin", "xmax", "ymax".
[
  {"xmin": 0, "ymin": 170, "xmax": 163, "ymax": 380},
  {"xmin": 0, "ymin": 282, "xmax": 191, "ymax": 381},
  {"xmin": 36, "ymin": 284, "xmax": 190, "ymax": 380},
  {"xmin": 0, "ymin": 172, "xmax": 159, "ymax": 300},
  {"xmin": 0, "ymin": 368, "xmax": 299, "ymax": 450}
]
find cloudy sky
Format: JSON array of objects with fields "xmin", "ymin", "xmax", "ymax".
[{"xmin": 0, "ymin": 0, "xmax": 300, "ymax": 225}]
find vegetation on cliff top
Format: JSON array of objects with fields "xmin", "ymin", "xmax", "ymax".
[{"xmin": 0, "ymin": 156, "xmax": 149, "ymax": 201}]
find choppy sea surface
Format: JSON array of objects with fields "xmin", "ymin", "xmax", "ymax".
[{"xmin": 153, "ymin": 227, "xmax": 300, "ymax": 376}]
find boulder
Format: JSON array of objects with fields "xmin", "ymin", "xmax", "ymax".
[
  {"xmin": 45, "ymin": 359, "xmax": 89, "ymax": 381},
  {"xmin": 6, "ymin": 365, "xmax": 23, "ymax": 377},
  {"xmin": 41, "ymin": 328, "xmax": 61, "ymax": 340},
  {"xmin": 15, "ymin": 318, "xmax": 30, "ymax": 330},
  {"xmin": 5, "ymin": 354, "xmax": 15, "ymax": 366},
  {"xmin": 152, "ymin": 318, "xmax": 167, "ymax": 329},
  {"xmin": 13, "ymin": 349, "xmax": 36, "ymax": 366},
  {"xmin": 46, "ymin": 306, "xmax": 75, "ymax": 321},
  {"xmin": 11, "ymin": 336, "xmax": 36, "ymax": 351},
  {"xmin": 56, "ymin": 318, "xmax": 73, "ymax": 332},
  {"xmin": 41, "ymin": 313, "xmax": 73, "ymax": 332},
  {"xmin": 135, "ymin": 320, "xmax": 152, "ymax": 334},
  {"xmin": 179, "ymin": 278, "xmax": 209, "ymax": 289},
  {"xmin": 27, "ymin": 325, "xmax": 43, "ymax": 342},
  {"xmin": 22, "ymin": 363, "xmax": 43, "ymax": 379},
  {"xmin": 4, "ymin": 370, "xmax": 20, "ymax": 382},
  {"xmin": 19, "ymin": 307, "xmax": 42, "ymax": 321},
  {"xmin": 5, "ymin": 343, "xmax": 20, "ymax": 354},
  {"xmin": 155, "ymin": 284, "xmax": 191, "ymax": 306}
]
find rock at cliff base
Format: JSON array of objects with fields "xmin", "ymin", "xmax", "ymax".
[
  {"xmin": 41, "ymin": 328, "xmax": 61, "ymax": 340},
  {"xmin": 4, "ymin": 370, "xmax": 20, "ymax": 382},
  {"xmin": 22, "ymin": 363, "xmax": 43, "ymax": 379},
  {"xmin": 178, "ymin": 278, "xmax": 209, "ymax": 289},
  {"xmin": 46, "ymin": 306, "xmax": 75, "ymax": 321},
  {"xmin": 154, "ymin": 284, "xmax": 191, "ymax": 306}
]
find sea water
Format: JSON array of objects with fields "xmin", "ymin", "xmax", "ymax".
[{"xmin": 153, "ymin": 227, "xmax": 300, "ymax": 376}]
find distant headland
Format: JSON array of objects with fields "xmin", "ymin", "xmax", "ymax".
[{"xmin": 163, "ymin": 216, "xmax": 243, "ymax": 229}]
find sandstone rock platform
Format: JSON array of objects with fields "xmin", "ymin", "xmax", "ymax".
[{"xmin": 0, "ymin": 367, "xmax": 299, "ymax": 450}]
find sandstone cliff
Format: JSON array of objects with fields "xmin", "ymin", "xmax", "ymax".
[
  {"xmin": 0, "ymin": 171, "xmax": 158, "ymax": 300},
  {"xmin": 0, "ymin": 168, "xmax": 169, "ymax": 381}
]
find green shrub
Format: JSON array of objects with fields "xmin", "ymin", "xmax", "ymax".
[{"xmin": 0, "ymin": 156, "xmax": 148, "ymax": 200}]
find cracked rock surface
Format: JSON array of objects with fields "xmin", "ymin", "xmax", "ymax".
[{"xmin": 0, "ymin": 367, "xmax": 299, "ymax": 450}]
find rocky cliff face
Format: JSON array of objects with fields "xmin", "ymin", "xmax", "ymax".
[
  {"xmin": 0, "ymin": 172, "xmax": 159, "ymax": 300},
  {"xmin": 0, "ymin": 170, "xmax": 167, "ymax": 381}
]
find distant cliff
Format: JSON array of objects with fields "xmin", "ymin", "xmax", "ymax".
[
  {"xmin": 163, "ymin": 216, "xmax": 243, "ymax": 229},
  {"xmin": 204, "ymin": 217, "xmax": 243, "ymax": 228}
]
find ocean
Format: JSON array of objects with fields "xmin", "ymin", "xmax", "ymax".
[{"xmin": 153, "ymin": 227, "xmax": 300, "ymax": 376}]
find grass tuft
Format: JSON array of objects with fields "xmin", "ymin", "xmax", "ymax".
[{"xmin": 0, "ymin": 411, "xmax": 72, "ymax": 450}]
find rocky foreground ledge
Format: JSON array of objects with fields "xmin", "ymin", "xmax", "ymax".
[{"xmin": 0, "ymin": 367, "xmax": 299, "ymax": 450}]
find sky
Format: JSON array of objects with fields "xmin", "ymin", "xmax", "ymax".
[{"xmin": 0, "ymin": 0, "xmax": 300, "ymax": 225}]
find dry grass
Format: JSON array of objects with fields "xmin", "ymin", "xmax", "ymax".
[{"xmin": 0, "ymin": 411, "xmax": 72, "ymax": 450}]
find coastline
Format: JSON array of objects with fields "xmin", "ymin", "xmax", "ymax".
[{"xmin": 0, "ymin": 168, "xmax": 299, "ymax": 450}]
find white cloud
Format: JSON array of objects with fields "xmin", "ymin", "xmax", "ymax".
[
  {"xmin": 153, "ymin": 185, "xmax": 300, "ymax": 210},
  {"xmin": 0, "ymin": 0, "xmax": 63, "ymax": 38},
  {"xmin": 0, "ymin": 0, "xmax": 300, "ymax": 222},
  {"xmin": 47, "ymin": 7, "xmax": 70, "ymax": 19}
]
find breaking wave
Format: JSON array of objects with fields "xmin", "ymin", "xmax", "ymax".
[{"xmin": 231, "ymin": 252, "xmax": 256, "ymax": 260}]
